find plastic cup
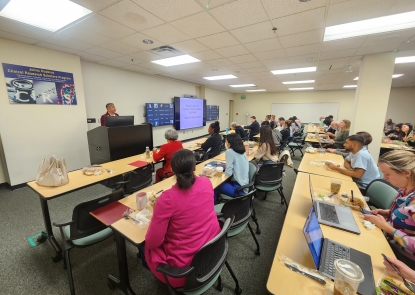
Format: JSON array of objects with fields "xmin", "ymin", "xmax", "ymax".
[
  {"xmin": 216, "ymin": 166, "xmax": 224, "ymax": 176},
  {"xmin": 333, "ymin": 259, "xmax": 364, "ymax": 295},
  {"xmin": 136, "ymin": 192, "xmax": 147, "ymax": 210},
  {"xmin": 331, "ymin": 179, "xmax": 342, "ymax": 194}
]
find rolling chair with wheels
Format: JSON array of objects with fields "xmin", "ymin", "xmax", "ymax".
[
  {"xmin": 365, "ymin": 179, "xmax": 398, "ymax": 210},
  {"xmin": 156, "ymin": 217, "xmax": 242, "ymax": 295},
  {"xmin": 53, "ymin": 189, "xmax": 124, "ymax": 295},
  {"xmin": 288, "ymin": 133, "xmax": 307, "ymax": 157}
]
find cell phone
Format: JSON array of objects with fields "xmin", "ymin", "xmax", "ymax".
[{"xmin": 359, "ymin": 207, "xmax": 373, "ymax": 215}]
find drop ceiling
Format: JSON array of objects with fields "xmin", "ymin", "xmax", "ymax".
[{"xmin": 1, "ymin": 0, "xmax": 415, "ymax": 93}]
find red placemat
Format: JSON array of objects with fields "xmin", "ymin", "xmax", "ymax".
[
  {"xmin": 128, "ymin": 160, "xmax": 150, "ymax": 168},
  {"xmin": 90, "ymin": 202, "xmax": 130, "ymax": 226}
]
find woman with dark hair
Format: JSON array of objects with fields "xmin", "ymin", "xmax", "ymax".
[
  {"xmin": 401, "ymin": 123, "xmax": 415, "ymax": 147},
  {"xmin": 215, "ymin": 133, "xmax": 249, "ymax": 201},
  {"xmin": 253, "ymin": 126, "xmax": 279, "ymax": 164},
  {"xmin": 200, "ymin": 121, "xmax": 222, "ymax": 158},
  {"xmin": 145, "ymin": 149, "xmax": 220, "ymax": 288},
  {"xmin": 388, "ymin": 123, "xmax": 403, "ymax": 140},
  {"xmin": 261, "ymin": 121, "xmax": 282, "ymax": 146},
  {"xmin": 280, "ymin": 120, "xmax": 291, "ymax": 144}
]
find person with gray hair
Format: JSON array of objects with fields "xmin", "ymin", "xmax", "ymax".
[
  {"xmin": 152, "ymin": 129, "xmax": 183, "ymax": 182},
  {"xmin": 230, "ymin": 122, "xmax": 247, "ymax": 140},
  {"xmin": 100, "ymin": 103, "xmax": 119, "ymax": 126},
  {"xmin": 326, "ymin": 121, "xmax": 339, "ymax": 138}
]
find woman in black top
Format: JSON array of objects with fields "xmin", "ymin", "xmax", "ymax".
[
  {"xmin": 201, "ymin": 121, "xmax": 222, "ymax": 158},
  {"xmin": 231, "ymin": 122, "xmax": 247, "ymax": 140},
  {"xmin": 388, "ymin": 123, "xmax": 403, "ymax": 140},
  {"xmin": 280, "ymin": 121, "xmax": 291, "ymax": 147}
]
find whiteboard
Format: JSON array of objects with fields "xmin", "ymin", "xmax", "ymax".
[{"xmin": 270, "ymin": 103, "xmax": 339, "ymax": 123}]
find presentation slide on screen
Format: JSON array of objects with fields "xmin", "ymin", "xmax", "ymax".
[
  {"xmin": 206, "ymin": 105, "xmax": 219, "ymax": 121},
  {"xmin": 179, "ymin": 98, "xmax": 204, "ymax": 129},
  {"xmin": 146, "ymin": 103, "xmax": 174, "ymax": 126}
]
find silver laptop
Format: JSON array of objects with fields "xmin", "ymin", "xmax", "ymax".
[{"xmin": 309, "ymin": 175, "xmax": 360, "ymax": 234}]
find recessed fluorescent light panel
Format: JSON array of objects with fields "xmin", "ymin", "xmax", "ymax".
[
  {"xmin": 289, "ymin": 87, "xmax": 314, "ymax": 91},
  {"xmin": 324, "ymin": 11, "xmax": 415, "ymax": 41},
  {"xmin": 343, "ymin": 85, "xmax": 357, "ymax": 88},
  {"xmin": 354, "ymin": 74, "xmax": 403, "ymax": 80},
  {"xmin": 272, "ymin": 67, "xmax": 316, "ymax": 75},
  {"xmin": 395, "ymin": 56, "xmax": 415, "ymax": 63},
  {"xmin": 203, "ymin": 75, "xmax": 237, "ymax": 80},
  {"xmin": 0, "ymin": 0, "xmax": 92, "ymax": 32},
  {"xmin": 151, "ymin": 55, "xmax": 200, "ymax": 67},
  {"xmin": 246, "ymin": 89, "xmax": 266, "ymax": 92},
  {"xmin": 282, "ymin": 80, "xmax": 315, "ymax": 84},
  {"xmin": 229, "ymin": 84, "xmax": 256, "ymax": 87}
]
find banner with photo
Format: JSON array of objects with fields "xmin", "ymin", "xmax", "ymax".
[{"xmin": 2, "ymin": 63, "xmax": 77, "ymax": 105}]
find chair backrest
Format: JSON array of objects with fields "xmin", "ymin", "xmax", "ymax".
[
  {"xmin": 124, "ymin": 165, "xmax": 152, "ymax": 194},
  {"xmin": 182, "ymin": 217, "xmax": 233, "ymax": 292},
  {"xmin": 201, "ymin": 147, "xmax": 213, "ymax": 161},
  {"xmin": 69, "ymin": 189, "xmax": 124, "ymax": 240},
  {"xmin": 365, "ymin": 179, "xmax": 398, "ymax": 209},
  {"xmin": 254, "ymin": 163, "xmax": 284, "ymax": 186},
  {"xmin": 219, "ymin": 190, "xmax": 255, "ymax": 230}
]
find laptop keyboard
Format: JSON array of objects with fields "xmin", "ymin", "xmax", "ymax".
[
  {"xmin": 322, "ymin": 241, "xmax": 351, "ymax": 277},
  {"xmin": 319, "ymin": 203, "xmax": 340, "ymax": 224}
]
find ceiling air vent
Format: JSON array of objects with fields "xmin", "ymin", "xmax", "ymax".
[{"xmin": 151, "ymin": 46, "xmax": 181, "ymax": 57}]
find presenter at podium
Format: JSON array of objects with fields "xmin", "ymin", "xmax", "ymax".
[{"xmin": 100, "ymin": 103, "xmax": 119, "ymax": 126}]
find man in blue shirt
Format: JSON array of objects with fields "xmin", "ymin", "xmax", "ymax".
[{"xmin": 327, "ymin": 135, "xmax": 380, "ymax": 191}]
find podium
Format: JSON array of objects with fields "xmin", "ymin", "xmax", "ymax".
[{"xmin": 87, "ymin": 124, "xmax": 153, "ymax": 165}]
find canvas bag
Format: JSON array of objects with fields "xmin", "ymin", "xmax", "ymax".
[{"xmin": 36, "ymin": 156, "xmax": 69, "ymax": 186}]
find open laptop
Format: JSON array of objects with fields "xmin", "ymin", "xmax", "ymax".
[
  {"xmin": 309, "ymin": 175, "xmax": 360, "ymax": 234},
  {"xmin": 303, "ymin": 206, "xmax": 375, "ymax": 295}
]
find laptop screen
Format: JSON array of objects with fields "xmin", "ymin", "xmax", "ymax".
[{"xmin": 303, "ymin": 206, "xmax": 324, "ymax": 269}]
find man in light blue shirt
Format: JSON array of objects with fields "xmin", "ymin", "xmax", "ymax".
[{"xmin": 327, "ymin": 135, "xmax": 380, "ymax": 190}]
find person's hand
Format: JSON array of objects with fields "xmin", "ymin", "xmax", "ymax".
[
  {"xmin": 403, "ymin": 137, "xmax": 410, "ymax": 142},
  {"xmin": 327, "ymin": 163, "xmax": 337, "ymax": 170},
  {"xmin": 383, "ymin": 257, "xmax": 415, "ymax": 283},
  {"xmin": 371, "ymin": 209, "xmax": 390, "ymax": 218},
  {"xmin": 364, "ymin": 214, "xmax": 391, "ymax": 232},
  {"xmin": 152, "ymin": 148, "xmax": 158, "ymax": 153},
  {"xmin": 326, "ymin": 148, "xmax": 336, "ymax": 153},
  {"xmin": 326, "ymin": 132, "xmax": 334, "ymax": 137}
]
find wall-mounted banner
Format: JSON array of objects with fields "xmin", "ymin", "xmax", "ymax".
[{"xmin": 2, "ymin": 63, "xmax": 77, "ymax": 105}]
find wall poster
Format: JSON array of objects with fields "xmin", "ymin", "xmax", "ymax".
[{"xmin": 2, "ymin": 63, "xmax": 77, "ymax": 105}]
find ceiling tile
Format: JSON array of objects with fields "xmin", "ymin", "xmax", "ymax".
[
  {"xmin": 244, "ymin": 38, "xmax": 282, "ymax": 53},
  {"xmin": 279, "ymin": 29, "xmax": 323, "ymax": 48},
  {"xmin": 191, "ymin": 50, "xmax": 224, "ymax": 61},
  {"xmin": 228, "ymin": 54, "xmax": 257, "ymax": 64},
  {"xmin": 287, "ymin": 53, "xmax": 319, "ymax": 64},
  {"xmin": 77, "ymin": 51, "xmax": 107, "ymax": 62},
  {"xmin": 253, "ymin": 49, "xmax": 286, "ymax": 61},
  {"xmin": 244, "ymin": 67, "xmax": 269, "ymax": 73},
  {"xmin": 133, "ymin": 0, "xmax": 203, "ymax": 22},
  {"xmin": 69, "ymin": 0, "xmax": 120, "ymax": 12},
  {"xmin": 197, "ymin": 32, "xmax": 240, "ymax": 49},
  {"xmin": 72, "ymin": 14, "xmax": 135, "ymax": 39},
  {"xmin": 170, "ymin": 12, "xmax": 225, "ymax": 38},
  {"xmin": 398, "ymin": 41, "xmax": 415, "ymax": 51},
  {"xmin": 170, "ymin": 40, "xmax": 210, "ymax": 54},
  {"xmin": 42, "ymin": 35, "xmax": 94, "ymax": 51},
  {"xmin": 36, "ymin": 43, "xmax": 78, "ymax": 55},
  {"xmin": 262, "ymin": 0, "xmax": 328, "ymax": 19},
  {"xmin": 0, "ymin": 17, "xmax": 52, "ymax": 40},
  {"xmin": 119, "ymin": 32, "xmax": 165, "ymax": 50},
  {"xmin": 0, "ymin": 31, "xmax": 37, "ymax": 44},
  {"xmin": 142, "ymin": 24, "xmax": 192, "ymax": 44},
  {"xmin": 321, "ymin": 36, "xmax": 366, "ymax": 52},
  {"xmin": 284, "ymin": 43, "xmax": 321, "ymax": 57},
  {"xmin": 214, "ymin": 45, "xmax": 250, "ymax": 57},
  {"xmin": 114, "ymin": 55, "xmax": 146, "ymax": 64},
  {"xmin": 236, "ymin": 61, "xmax": 264, "ymax": 69},
  {"xmin": 99, "ymin": 0, "xmax": 165, "ymax": 31},
  {"xmin": 354, "ymin": 43, "xmax": 398, "ymax": 55},
  {"xmin": 388, "ymin": 0, "xmax": 415, "ymax": 14},
  {"xmin": 130, "ymin": 51, "xmax": 165, "ymax": 61},
  {"xmin": 208, "ymin": 0, "xmax": 268, "ymax": 30},
  {"xmin": 260, "ymin": 58, "xmax": 290, "ymax": 67},
  {"xmin": 99, "ymin": 40, "xmax": 139, "ymax": 54},
  {"xmin": 319, "ymin": 48, "xmax": 358, "ymax": 60},
  {"xmin": 98, "ymin": 59, "xmax": 130, "ymax": 68},
  {"xmin": 326, "ymin": 0, "xmax": 395, "ymax": 27},
  {"xmin": 360, "ymin": 30, "xmax": 415, "ymax": 47},
  {"xmin": 84, "ymin": 46, "xmax": 123, "ymax": 58},
  {"xmin": 317, "ymin": 58, "xmax": 349, "ymax": 70},
  {"xmin": 206, "ymin": 58, "xmax": 234, "ymax": 66},
  {"xmin": 59, "ymin": 26, "xmax": 113, "ymax": 46},
  {"xmin": 272, "ymin": 8, "xmax": 326, "ymax": 36},
  {"xmin": 230, "ymin": 21, "xmax": 276, "ymax": 43}
]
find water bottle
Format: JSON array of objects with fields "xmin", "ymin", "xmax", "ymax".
[
  {"xmin": 225, "ymin": 127, "xmax": 228, "ymax": 135},
  {"xmin": 145, "ymin": 146, "xmax": 150, "ymax": 159}
]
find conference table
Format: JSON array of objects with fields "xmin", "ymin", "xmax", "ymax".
[
  {"xmin": 213, "ymin": 145, "xmax": 258, "ymax": 162},
  {"xmin": 380, "ymin": 142, "xmax": 415, "ymax": 151},
  {"xmin": 307, "ymin": 124, "xmax": 325, "ymax": 134},
  {"xmin": 298, "ymin": 152, "xmax": 352, "ymax": 181},
  {"xmin": 266, "ymin": 172, "xmax": 395, "ymax": 294}
]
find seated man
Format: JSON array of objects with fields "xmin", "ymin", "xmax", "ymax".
[
  {"xmin": 326, "ymin": 121, "xmax": 339, "ymax": 138},
  {"xmin": 327, "ymin": 135, "xmax": 380, "ymax": 192},
  {"xmin": 243, "ymin": 116, "xmax": 260, "ymax": 140},
  {"xmin": 384, "ymin": 119, "xmax": 395, "ymax": 135},
  {"xmin": 327, "ymin": 131, "xmax": 372, "ymax": 158},
  {"xmin": 230, "ymin": 121, "xmax": 247, "ymax": 140}
]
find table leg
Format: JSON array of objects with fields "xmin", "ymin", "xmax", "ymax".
[
  {"xmin": 37, "ymin": 195, "xmax": 63, "ymax": 262},
  {"xmin": 108, "ymin": 231, "xmax": 136, "ymax": 295}
]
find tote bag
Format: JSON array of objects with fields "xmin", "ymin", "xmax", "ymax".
[{"xmin": 36, "ymin": 156, "xmax": 69, "ymax": 186}]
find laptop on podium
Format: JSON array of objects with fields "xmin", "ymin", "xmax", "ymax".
[
  {"xmin": 303, "ymin": 206, "xmax": 375, "ymax": 295},
  {"xmin": 309, "ymin": 175, "xmax": 360, "ymax": 234}
]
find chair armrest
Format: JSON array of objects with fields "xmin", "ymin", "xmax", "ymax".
[
  {"xmin": 156, "ymin": 263, "xmax": 194, "ymax": 278},
  {"xmin": 53, "ymin": 219, "xmax": 75, "ymax": 228},
  {"xmin": 216, "ymin": 212, "xmax": 224, "ymax": 218},
  {"xmin": 111, "ymin": 180, "xmax": 130, "ymax": 186},
  {"xmin": 236, "ymin": 182, "xmax": 252, "ymax": 194}
]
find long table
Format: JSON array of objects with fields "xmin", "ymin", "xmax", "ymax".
[
  {"xmin": 298, "ymin": 152, "xmax": 352, "ymax": 181},
  {"xmin": 307, "ymin": 124, "xmax": 325, "ymax": 134},
  {"xmin": 266, "ymin": 172, "xmax": 395, "ymax": 294},
  {"xmin": 213, "ymin": 145, "xmax": 258, "ymax": 161}
]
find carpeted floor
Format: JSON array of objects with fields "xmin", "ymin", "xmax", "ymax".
[{"xmin": 0, "ymin": 152, "xmax": 303, "ymax": 295}]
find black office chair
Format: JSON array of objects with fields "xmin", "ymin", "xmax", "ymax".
[
  {"xmin": 215, "ymin": 190, "xmax": 260, "ymax": 256},
  {"xmin": 288, "ymin": 133, "xmax": 307, "ymax": 157},
  {"xmin": 107, "ymin": 164, "xmax": 153, "ymax": 195},
  {"xmin": 156, "ymin": 217, "xmax": 242, "ymax": 295},
  {"xmin": 254, "ymin": 161, "xmax": 288, "ymax": 214},
  {"xmin": 195, "ymin": 147, "xmax": 212, "ymax": 164},
  {"xmin": 53, "ymin": 189, "xmax": 124, "ymax": 295}
]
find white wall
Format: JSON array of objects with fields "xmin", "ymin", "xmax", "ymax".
[
  {"xmin": 81, "ymin": 61, "xmax": 232, "ymax": 147},
  {"xmin": 0, "ymin": 38, "xmax": 89, "ymax": 185},
  {"xmin": 386, "ymin": 87, "xmax": 415, "ymax": 125}
]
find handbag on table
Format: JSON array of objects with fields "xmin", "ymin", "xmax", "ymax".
[{"xmin": 36, "ymin": 156, "xmax": 69, "ymax": 187}]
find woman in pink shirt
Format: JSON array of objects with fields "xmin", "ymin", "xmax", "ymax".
[{"xmin": 144, "ymin": 149, "xmax": 221, "ymax": 288}]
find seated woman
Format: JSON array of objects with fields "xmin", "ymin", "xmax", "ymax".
[
  {"xmin": 270, "ymin": 115, "xmax": 277, "ymax": 129},
  {"xmin": 200, "ymin": 121, "xmax": 222, "ymax": 158},
  {"xmin": 215, "ymin": 133, "xmax": 249, "ymax": 201},
  {"xmin": 364, "ymin": 150, "xmax": 415, "ymax": 268},
  {"xmin": 152, "ymin": 129, "xmax": 183, "ymax": 183},
  {"xmin": 145, "ymin": 149, "xmax": 221, "ymax": 288},
  {"xmin": 261, "ymin": 121, "xmax": 282, "ymax": 146},
  {"xmin": 388, "ymin": 123, "xmax": 403, "ymax": 140},
  {"xmin": 230, "ymin": 121, "xmax": 247, "ymax": 140},
  {"xmin": 401, "ymin": 123, "xmax": 415, "ymax": 147},
  {"xmin": 280, "ymin": 120, "xmax": 291, "ymax": 147},
  {"xmin": 253, "ymin": 125, "xmax": 279, "ymax": 165},
  {"xmin": 325, "ymin": 119, "xmax": 350, "ymax": 149}
]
